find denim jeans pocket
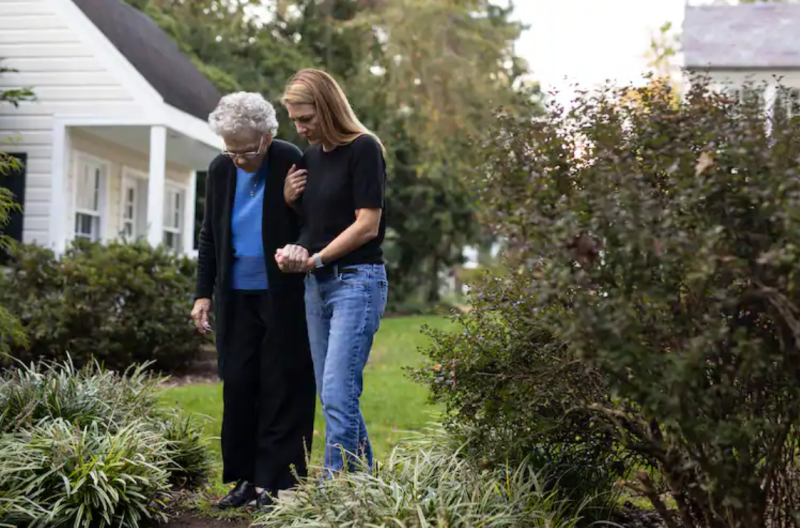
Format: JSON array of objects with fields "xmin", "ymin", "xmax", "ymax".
[{"xmin": 336, "ymin": 266, "xmax": 370, "ymax": 287}]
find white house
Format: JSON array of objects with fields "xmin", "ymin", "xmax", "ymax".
[
  {"xmin": 682, "ymin": 2, "xmax": 800, "ymax": 116},
  {"xmin": 0, "ymin": 0, "xmax": 223, "ymax": 256}
]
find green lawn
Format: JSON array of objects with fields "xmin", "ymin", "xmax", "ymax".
[{"xmin": 159, "ymin": 315, "xmax": 453, "ymax": 491}]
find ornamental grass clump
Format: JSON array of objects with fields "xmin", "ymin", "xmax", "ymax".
[
  {"xmin": 0, "ymin": 359, "xmax": 212, "ymax": 528},
  {"xmin": 255, "ymin": 425, "xmax": 600, "ymax": 528}
]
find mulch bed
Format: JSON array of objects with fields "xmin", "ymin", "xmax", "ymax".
[
  {"xmin": 158, "ymin": 346, "xmax": 220, "ymax": 388},
  {"xmin": 156, "ymin": 505, "xmax": 665, "ymax": 528},
  {"xmin": 159, "ymin": 515, "xmax": 250, "ymax": 528},
  {"xmin": 614, "ymin": 503, "xmax": 666, "ymax": 528}
]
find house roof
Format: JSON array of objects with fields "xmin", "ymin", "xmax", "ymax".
[
  {"xmin": 72, "ymin": 0, "xmax": 222, "ymax": 121},
  {"xmin": 683, "ymin": 3, "xmax": 800, "ymax": 70}
]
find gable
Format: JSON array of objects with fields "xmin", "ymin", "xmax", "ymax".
[{"xmin": 71, "ymin": 0, "xmax": 222, "ymax": 121}]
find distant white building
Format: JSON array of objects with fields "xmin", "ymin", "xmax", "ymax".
[
  {"xmin": 682, "ymin": 2, "xmax": 800, "ymax": 113},
  {"xmin": 0, "ymin": 0, "xmax": 223, "ymax": 256}
]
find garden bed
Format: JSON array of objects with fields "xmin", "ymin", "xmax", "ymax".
[{"xmin": 159, "ymin": 515, "xmax": 249, "ymax": 528}]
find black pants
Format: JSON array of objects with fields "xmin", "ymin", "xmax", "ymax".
[{"xmin": 221, "ymin": 291, "xmax": 316, "ymax": 490}]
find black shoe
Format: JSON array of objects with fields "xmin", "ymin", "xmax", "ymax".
[
  {"xmin": 218, "ymin": 481, "xmax": 257, "ymax": 509},
  {"xmin": 256, "ymin": 490, "xmax": 275, "ymax": 511}
]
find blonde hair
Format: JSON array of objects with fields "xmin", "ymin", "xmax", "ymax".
[{"xmin": 281, "ymin": 69, "xmax": 385, "ymax": 155}]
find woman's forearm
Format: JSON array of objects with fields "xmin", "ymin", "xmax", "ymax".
[{"xmin": 317, "ymin": 209, "xmax": 381, "ymax": 264}]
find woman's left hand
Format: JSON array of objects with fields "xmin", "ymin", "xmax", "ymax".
[{"xmin": 276, "ymin": 244, "xmax": 313, "ymax": 273}]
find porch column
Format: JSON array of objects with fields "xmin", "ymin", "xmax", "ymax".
[
  {"xmin": 49, "ymin": 122, "xmax": 69, "ymax": 254},
  {"xmin": 183, "ymin": 170, "xmax": 197, "ymax": 255},
  {"xmin": 146, "ymin": 125, "xmax": 167, "ymax": 247}
]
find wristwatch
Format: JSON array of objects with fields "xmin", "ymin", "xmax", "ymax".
[{"xmin": 312, "ymin": 252, "xmax": 324, "ymax": 269}]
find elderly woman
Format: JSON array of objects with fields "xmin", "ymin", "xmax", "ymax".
[{"xmin": 191, "ymin": 92, "xmax": 316, "ymax": 510}]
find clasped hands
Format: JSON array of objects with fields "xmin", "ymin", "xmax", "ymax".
[{"xmin": 276, "ymin": 244, "xmax": 313, "ymax": 273}]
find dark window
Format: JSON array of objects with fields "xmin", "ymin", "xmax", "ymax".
[{"xmin": 0, "ymin": 152, "xmax": 26, "ymax": 265}]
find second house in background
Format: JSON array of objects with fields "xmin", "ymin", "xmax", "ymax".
[{"xmin": 683, "ymin": 2, "xmax": 800, "ymax": 116}]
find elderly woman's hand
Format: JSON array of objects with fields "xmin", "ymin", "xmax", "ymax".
[
  {"xmin": 276, "ymin": 244, "xmax": 313, "ymax": 273},
  {"xmin": 191, "ymin": 298, "xmax": 212, "ymax": 333},
  {"xmin": 284, "ymin": 164, "xmax": 307, "ymax": 204}
]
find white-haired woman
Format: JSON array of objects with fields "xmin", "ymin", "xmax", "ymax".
[{"xmin": 191, "ymin": 92, "xmax": 316, "ymax": 510}]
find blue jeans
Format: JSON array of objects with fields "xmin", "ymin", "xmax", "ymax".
[{"xmin": 304, "ymin": 264, "xmax": 388, "ymax": 476}]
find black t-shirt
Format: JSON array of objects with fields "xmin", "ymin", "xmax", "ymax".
[{"xmin": 297, "ymin": 134, "xmax": 387, "ymax": 266}]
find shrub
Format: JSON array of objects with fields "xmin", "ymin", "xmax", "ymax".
[
  {"xmin": 0, "ymin": 360, "xmax": 212, "ymax": 528},
  {"xmin": 413, "ymin": 270, "xmax": 624, "ymax": 515},
  {"xmin": 0, "ymin": 240, "xmax": 208, "ymax": 374},
  {"xmin": 416, "ymin": 76, "xmax": 800, "ymax": 528},
  {"xmin": 255, "ymin": 425, "xmax": 601, "ymax": 528},
  {"xmin": 0, "ymin": 306, "xmax": 26, "ymax": 359}
]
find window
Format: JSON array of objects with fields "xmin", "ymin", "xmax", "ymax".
[
  {"xmin": 121, "ymin": 183, "xmax": 137, "ymax": 238},
  {"xmin": 163, "ymin": 186, "xmax": 184, "ymax": 253},
  {"xmin": 74, "ymin": 157, "xmax": 107, "ymax": 242},
  {"xmin": 120, "ymin": 169, "xmax": 147, "ymax": 241}
]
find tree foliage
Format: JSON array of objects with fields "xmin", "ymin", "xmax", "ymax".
[
  {"xmin": 417, "ymin": 76, "xmax": 800, "ymax": 527},
  {"xmin": 348, "ymin": 0, "xmax": 534, "ymax": 166}
]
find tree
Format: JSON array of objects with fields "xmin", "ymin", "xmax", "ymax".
[
  {"xmin": 0, "ymin": 61, "xmax": 34, "ymax": 355},
  {"xmin": 341, "ymin": 0, "xmax": 539, "ymax": 303},
  {"xmin": 347, "ymin": 0, "xmax": 534, "ymax": 167},
  {"xmin": 381, "ymin": 127, "xmax": 478, "ymax": 304},
  {"xmin": 645, "ymin": 21, "xmax": 680, "ymax": 80}
]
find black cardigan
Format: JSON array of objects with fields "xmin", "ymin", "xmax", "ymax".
[{"xmin": 195, "ymin": 139, "xmax": 309, "ymax": 377}]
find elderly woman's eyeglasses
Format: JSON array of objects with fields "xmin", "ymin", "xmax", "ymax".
[{"xmin": 222, "ymin": 137, "xmax": 266, "ymax": 160}]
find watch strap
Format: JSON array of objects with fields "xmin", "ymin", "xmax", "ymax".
[{"xmin": 312, "ymin": 253, "xmax": 324, "ymax": 269}]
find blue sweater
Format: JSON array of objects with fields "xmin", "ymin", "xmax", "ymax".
[{"xmin": 231, "ymin": 163, "xmax": 268, "ymax": 290}]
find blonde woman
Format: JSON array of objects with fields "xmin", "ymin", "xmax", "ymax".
[{"xmin": 275, "ymin": 69, "xmax": 388, "ymax": 477}]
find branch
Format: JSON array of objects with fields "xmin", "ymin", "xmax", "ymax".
[{"xmin": 624, "ymin": 471, "xmax": 681, "ymax": 528}]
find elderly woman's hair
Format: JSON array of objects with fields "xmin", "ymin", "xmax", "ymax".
[{"xmin": 208, "ymin": 92, "xmax": 279, "ymax": 138}]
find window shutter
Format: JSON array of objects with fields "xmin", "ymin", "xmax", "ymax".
[{"xmin": 0, "ymin": 152, "xmax": 26, "ymax": 265}]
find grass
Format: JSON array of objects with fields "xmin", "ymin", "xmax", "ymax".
[{"xmin": 158, "ymin": 315, "xmax": 454, "ymax": 498}]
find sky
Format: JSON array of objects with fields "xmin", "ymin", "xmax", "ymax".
[{"xmin": 511, "ymin": 0, "xmax": 689, "ymax": 105}]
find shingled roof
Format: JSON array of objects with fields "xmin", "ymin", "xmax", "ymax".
[
  {"xmin": 72, "ymin": 0, "xmax": 222, "ymax": 121},
  {"xmin": 683, "ymin": 3, "xmax": 800, "ymax": 70}
]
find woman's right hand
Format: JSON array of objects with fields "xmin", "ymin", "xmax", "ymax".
[
  {"xmin": 284, "ymin": 164, "xmax": 307, "ymax": 204},
  {"xmin": 191, "ymin": 298, "xmax": 212, "ymax": 334}
]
